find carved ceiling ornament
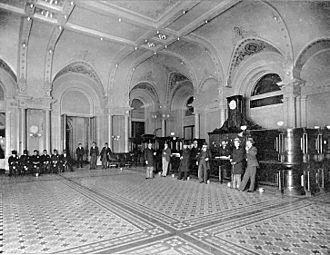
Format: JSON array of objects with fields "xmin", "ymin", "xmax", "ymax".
[
  {"xmin": 227, "ymin": 38, "xmax": 280, "ymax": 87},
  {"xmin": 53, "ymin": 61, "xmax": 103, "ymax": 86},
  {"xmin": 166, "ymin": 72, "xmax": 189, "ymax": 105}
]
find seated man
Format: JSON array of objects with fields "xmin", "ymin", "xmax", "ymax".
[
  {"xmin": 31, "ymin": 150, "xmax": 41, "ymax": 175},
  {"xmin": 19, "ymin": 149, "xmax": 31, "ymax": 175},
  {"xmin": 8, "ymin": 150, "xmax": 19, "ymax": 176},
  {"xmin": 60, "ymin": 150, "xmax": 74, "ymax": 172},
  {"xmin": 40, "ymin": 150, "xmax": 51, "ymax": 174},
  {"xmin": 50, "ymin": 149, "xmax": 60, "ymax": 174}
]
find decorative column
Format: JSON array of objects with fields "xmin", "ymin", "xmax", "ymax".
[
  {"xmin": 44, "ymin": 109, "xmax": 51, "ymax": 152},
  {"xmin": 300, "ymin": 96, "xmax": 308, "ymax": 128},
  {"xmin": 5, "ymin": 111, "xmax": 11, "ymax": 158},
  {"xmin": 161, "ymin": 119, "xmax": 166, "ymax": 137},
  {"xmin": 124, "ymin": 113, "xmax": 129, "ymax": 153},
  {"xmin": 282, "ymin": 78, "xmax": 305, "ymax": 128},
  {"xmin": 20, "ymin": 108, "xmax": 27, "ymax": 154},
  {"xmin": 108, "ymin": 113, "xmax": 112, "ymax": 148},
  {"xmin": 194, "ymin": 112, "xmax": 200, "ymax": 139}
]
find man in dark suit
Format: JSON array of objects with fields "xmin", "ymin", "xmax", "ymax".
[
  {"xmin": 100, "ymin": 143, "xmax": 112, "ymax": 169},
  {"xmin": 90, "ymin": 142, "xmax": 99, "ymax": 170},
  {"xmin": 76, "ymin": 143, "xmax": 85, "ymax": 168},
  {"xmin": 197, "ymin": 143, "xmax": 212, "ymax": 184},
  {"xmin": 239, "ymin": 138, "xmax": 259, "ymax": 192},
  {"xmin": 144, "ymin": 142, "xmax": 156, "ymax": 179}
]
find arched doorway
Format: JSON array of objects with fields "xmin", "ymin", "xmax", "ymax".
[{"xmin": 61, "ymin": 89, "xmax": 96, "ymax": 160}]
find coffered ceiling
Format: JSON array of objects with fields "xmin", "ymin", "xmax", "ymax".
[{"xmin": 0, "ymin": 0, "xmax": 240, "ymax": 68}]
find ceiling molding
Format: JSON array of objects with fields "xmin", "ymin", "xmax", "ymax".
[{"xmin": 179, "ymin": 0, "xmax": 241, "ymax": 36}]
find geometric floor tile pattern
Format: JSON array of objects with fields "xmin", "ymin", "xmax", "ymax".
[{"xmin": 0, "ymin": 167, "xmax": 329, "ymax": 254}]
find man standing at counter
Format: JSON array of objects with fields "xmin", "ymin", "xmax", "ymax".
[
  {"xmin": 239, "ymin": 137, "xmax": 259, "ymax": 192},
  {"xmin": 218, "ymin": 140, "xmax": 231, "ymax": 183}
]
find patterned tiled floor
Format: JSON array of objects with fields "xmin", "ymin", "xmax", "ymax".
[{"xmin": 0, "ymin": 167, "xmax": 329, "ymax": 254}]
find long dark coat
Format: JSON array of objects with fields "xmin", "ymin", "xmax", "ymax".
[
  {"xmin": 231, "ymin": 147, "xmax": 245, "ymax": 174},
  {"xmin": 179, "ymin": 149, "xmax": 191, "ymax": 172}
]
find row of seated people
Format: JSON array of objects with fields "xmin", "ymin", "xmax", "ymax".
[{"xmin": 8, "ymin": 149, "xmax": 73, "ymax": 176}]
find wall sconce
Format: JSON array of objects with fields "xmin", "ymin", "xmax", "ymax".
[
  {"xmin": 29, "ymin": 125, "xmax": 41, "ymax": 137},
  {"xmin": 112, "ymin": 135, "xmax": 120, "ymax": 141}
]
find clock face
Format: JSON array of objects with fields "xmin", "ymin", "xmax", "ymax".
[{"xmin": 229, "ymin": 100, "xmax": 237, "ymax": 110}]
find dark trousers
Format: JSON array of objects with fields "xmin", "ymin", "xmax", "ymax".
[
  {"xmin": 77, "ymin": 155, "xmax": 84, "ymax": 168},
  {"xmin": 177, "ymin": 171, "xmax": 188, "ymax": 180},
  {"xmin": 198, "ymin": 161, "xmax": 208, "ymax": 183},
  {"xmin": 239, "ymin": 166, "xmax": 256, "ymax": 191},
  {"xmin": 102, "ymin": 158, "xmax": 108, "ymax": 168},
  {"xmin": 90, "ymin": 155, "xmax": 97, "ymax": 169}
]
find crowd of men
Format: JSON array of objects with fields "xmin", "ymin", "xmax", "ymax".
[{"xmin": 144, "ymin": 137, "xmax": 259, "ymax": 192}]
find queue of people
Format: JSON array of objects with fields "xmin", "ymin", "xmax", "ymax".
[{"xmin": 144, "ymin": 137, "xmax": 258, "ymax": 192}]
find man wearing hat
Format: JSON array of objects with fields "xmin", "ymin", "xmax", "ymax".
[
  {"xmin": 177, "ymin": 141, "xmax": 191, "ymax": 180},
  {"xmin": 161, "ymin": 142, "xmax": 171, "ymax": 177},
  {"xmin": 230, "ymin": 137, "xmax": 245, "ymax": 189},
  {"xmin": 144, "ymin": 141, "xmax": 156, "ymax": 179},
  {"xmin": 197, "ymin": 142, "xmax": 212, "ymax": 184},
  {"xmin": 8, "ymin": 150, "xmax": 19, "ymax": 176},
  {"xmin": 239, "ymin": 137, "xmax": 259, "ymax": 192}
]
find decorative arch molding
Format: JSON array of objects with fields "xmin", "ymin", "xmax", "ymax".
[
  {"xmin": 170, "ymin": 80, "xmax": 193, "ymax": 111},
  {"xmin": 60, "ymin": 88, "xmax": 93, "ymax": 116},
  {"xmin": 52, "ymin": 73, "xmax": 105, "ymax": 115},
  {"xmin": 130, "ymin": 81, "xmax": 160, "ymax": 107},
  {"xmin": 227, "ymin": 38, "xmax": 283, "ymax": 87},
  {"xmin": 234, "ymin": 51, "xmax": 286, "ymax": 97},
  {"xmin": 293, "ymin": 38, "xmax": 330, "ymax": 78},
  {"xmin": 53, "ymin": 61, "xmax": 104, "ymax": 90},
  {"xmin": 0, "ymin": 59, "xmax": 18, "ymax": 98},
  {"xmin": 166, "ymin": 72, "xmax": 189, "ymax": 105},
  {"xmin": 161, "ymin": 50, "xmax": 198, "ymax": 87},
  {"xmin": 0, "ymin": 59, "xmax": 17, "ymax": 83}
]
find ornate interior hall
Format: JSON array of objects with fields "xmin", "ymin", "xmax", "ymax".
[{"xmin": 0, "ymin": 0, "xmax": 329, "ymax": 254}]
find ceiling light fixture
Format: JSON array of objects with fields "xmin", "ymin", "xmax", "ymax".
[{"xmin": 118, "ymin": 18, "xmax": 122, "ymax": 22}]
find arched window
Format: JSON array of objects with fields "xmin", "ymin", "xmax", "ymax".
[
  {"xmin": 250, "ymin": 73, "xmax": 283, "ymax": 108},
  {"xmin": 185, "ymin": 96, "xmax": 194, "ymax": 116}
]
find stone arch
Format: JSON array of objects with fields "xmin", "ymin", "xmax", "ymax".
[
  {"xmin": 129, "ymin": 81, "xmax": 160, "ymax": 108},
  {"xmin": 227, "ymin": 38, "xmax": 283, "ymax": 87},
  {"xmin": 52, "ymin": 61, "xmax": 105, "ymax": 98},
  {"xmin": 52, "ymin": 73, "xmax": 104, "ymax": 116},
  {"xmin": 233, "ymin": 51, "xmax": 286, "ymax": 129},
  {"xmin": 170, "ymin": 80, "xmax": 194, "ymax": 111},
  {"xmin": 166, "ymin": 72, "xmax": 190, "ymax": 106},
  {"xmin": 293, "ymin": 38, "xmax": 330, "ymax": 78},
  {"xmin": 0, "ymin": 58, "xmax": 18, "ymax": 98},
  {"xmin": 233, "ymin": 51, "xmax": 286, "ymax": 97}
]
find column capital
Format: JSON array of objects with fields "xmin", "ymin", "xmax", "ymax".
[
  {"xmin": 281, "ymin": 78, "xmax": 306, "ymax": 97},
  {"xmin": 108, "ymin": 106, "xmax": 131, "ymax": 116}
]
